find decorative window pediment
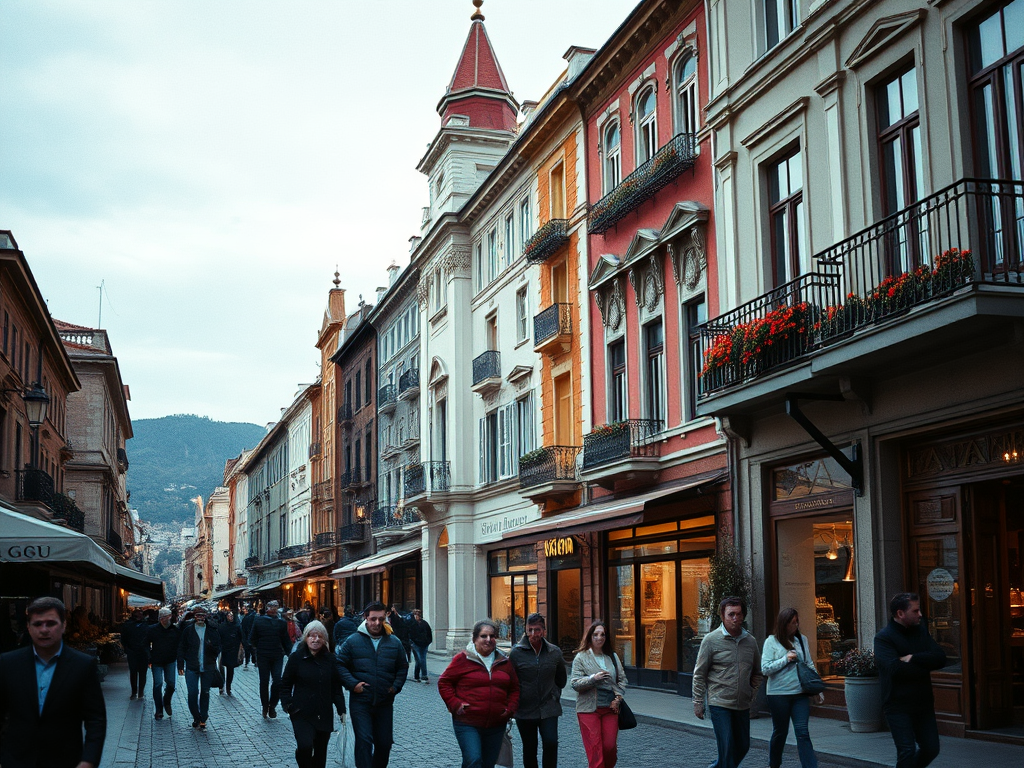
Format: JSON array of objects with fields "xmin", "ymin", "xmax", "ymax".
[{"xmin": 846, "ymin": 10, "xmax": 926, "ymax": 69}]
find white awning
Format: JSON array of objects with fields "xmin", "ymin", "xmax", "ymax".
[
  {"xmin": 0, "ymin": 505, "xmax": 117, "ymax": 574},
  {"xmin": 252, "ymin": 580, "xmax": 283, "ymax": 593},
  {"xmin": 211, "ymin": 585, "xmax": 247, "ymax": 600},
  {"xmin": 114, "ymin": 564, "xmax": 165, "ymax": 602},
  {"xmin": 331, "ymin": 544, "xmax": 420, "ymax": 578}
]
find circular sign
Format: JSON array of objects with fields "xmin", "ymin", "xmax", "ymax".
[{"xmin": 926, "ymin": 568, "xmax": 955, "ymax": 602}]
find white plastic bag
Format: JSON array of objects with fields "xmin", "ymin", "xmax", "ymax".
[{"xmin": 333, "ymin": 714, "xmax": 356, "ymax": 768}]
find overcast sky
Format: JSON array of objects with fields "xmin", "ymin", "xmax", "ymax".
[{"xmin": 0, "ymin": 0, "xmax": 631, "ymax": 426}]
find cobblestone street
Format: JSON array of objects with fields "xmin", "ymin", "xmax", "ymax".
[{"xmin": 100, "ymin": 662, "xmax": 854, "ymax": 768}]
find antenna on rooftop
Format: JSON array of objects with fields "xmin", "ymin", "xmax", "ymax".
[{"xmin": 97, "ymin": 280, "xmax": 105, "ymax": 328}]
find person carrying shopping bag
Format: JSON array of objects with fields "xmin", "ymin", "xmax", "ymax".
[{"xmin": 570, "ymin": 621, "xmax": 627, "ymax": 768}]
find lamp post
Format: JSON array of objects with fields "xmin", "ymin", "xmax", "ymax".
[{"xmin": 23, "ymin": 381, "xmax": 49, "ymax": 468}]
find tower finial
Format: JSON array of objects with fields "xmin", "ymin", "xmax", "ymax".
[
  {"xmin": 333, "ymin": 265, "xmax": 340, "ymax": 288},
  {"xmin": 471, "ymin": 0, "xmax": 484, "ymax": 21}
]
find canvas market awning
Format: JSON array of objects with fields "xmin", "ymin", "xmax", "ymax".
[
  {"xmin": 331, "ymin": 544, "xmax": 420, "ymax": 578},
  {"xmin": 114, "ymin": 564, "xmax": 165, "ymax": 602}
]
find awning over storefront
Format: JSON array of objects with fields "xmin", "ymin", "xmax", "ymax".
[
  {"xmin": 331, "ymin": 544, "xmax": 420, "ymax": 578},
  {"xmin": 502, "ymin": 470, "xmax": 728, "ymax": 542},
  {"xmin": 0, "ymin": 506, "xmax": 117, "ymax": 575},
  {"xmin": 252, "ymin": 580, "xmax": 283, "ymax": 593},
  {"xmin": 114, "ymin": 564, "xmax": 165, "ymax": 602},
  {"xmin": 210, "ymin": 585, "xmax": 247, "ymax": 600},
  {"xmin": 282, "ymin": 564, "xmax": 334, "ymax": 583}
]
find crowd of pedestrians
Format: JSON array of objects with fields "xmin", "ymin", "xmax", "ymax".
[{"xmin": 0, "ymin": 590, "xmax": 950, "ymax": 768}]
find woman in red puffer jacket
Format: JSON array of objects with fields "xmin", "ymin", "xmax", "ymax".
[{"xmin": 438, "ymin": 619, "xmax": 520, "ymax": 768}]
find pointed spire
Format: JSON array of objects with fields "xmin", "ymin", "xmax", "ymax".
[{"xmin": 333, "ymin": 266, "xmax": 340, "ymax": 288}]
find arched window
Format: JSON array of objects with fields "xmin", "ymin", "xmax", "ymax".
[
  {"xmin": 675, "ymin": 54, "xmax": 698, "ymax": 136},
  {"xmin": 603, "ymin": 120, "xmax": 622, "ymax": 193},
  {"xmin": 635, "ymin": 86, "xmax": 658, "ymax": 164}
]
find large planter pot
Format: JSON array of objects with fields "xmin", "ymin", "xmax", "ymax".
[{"xmin": 844, "ymin": 676, "xmax": 882, "ymax": 732}]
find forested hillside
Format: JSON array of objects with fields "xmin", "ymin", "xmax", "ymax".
[{"xmin": 126, "ymin": 415, "xmax": 267, "ymax": 527}]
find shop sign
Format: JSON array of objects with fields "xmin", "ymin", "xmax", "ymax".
[
  {"xmin": 480, "ymin": 513, "xmax": 531, "ymax": 539},
  {"xmin": 543, "ymin": 537, "xmax": 574, "ymax": 558},
  {"xmin": 5, "ymin": 544, "xmax": 52, "ymax": 559},
  {"xmin": 926, "ymin": 568, "xmax": 955, "ymax": 602}
]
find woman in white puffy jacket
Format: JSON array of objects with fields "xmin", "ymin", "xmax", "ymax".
[{"xmin": 761, "ymin": 608, "xmax": 821, "ymax": 768}]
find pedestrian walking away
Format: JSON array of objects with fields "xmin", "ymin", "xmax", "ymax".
[
  {"xmin": 509, "ymin": 613, "xmax": 566, "ymax": 768},
  {"xmin": 874, "ymin": 592, "xmax": 947, "ymax": 768},
  {"xmin": 438, "ymin": 619, "xmax": 520, "ymax": 768},
  {"xmin": 692, "ymin": 596, "xmax": 763, "ymax": 768},
  {"xmin": 295, "ymin": 602, "xmax": 315, "ymax": 632},
  {"xmin": 318, "ymin": 607, "xmax": 335, "ymax": 643},
  {"xmin": 240, "ymin": 604, "xmax": 258, "ymax": 669},
  {"xmin": 280, "ymin": 620, "xmax": 347, "ymax": 768},
  {"xmin": 333, "ymin": 606, "xmax": 359, "ymax": 655},
  {"xmin": 408, "ymin": 609, "xmax": 433, "ymax": 683},
  {"xmin": 388, "ymin": 605, "xmax": 412, "ymax": 663},
  {"xmin": 177, "ymin": 605, "xmax": 221, "ymax": 730},
  {"xmin": 248, "ymin": 599, "xmax": 292, "ymax": 718},
  {"xmin": 338, "ymin": 601, "xmax": 409, "ymax": 768},
  {"xmin": 0, "ymin": 596, "xmax": 106, "ymax": 768},
  {"xmin": 217, "ymin": 609, "xmax": 244, "ymax": 696},
  {"xmin": 570, "ymin": 621, "xmax": 627, "ymax": 768},
  {"xmin": 148, "ymin": 606, "xmax": 182, "ymax": 720},
  {"xmin": 761, "ymin": 607, "xmax": 820, "ymax": 768},
  {"xmin": 285, "ymin": 609, "xmax": 302, "ymax": 650},
  {"xmin": 120, "ymin": 607, "xmax": 151, "ymax": 700}
]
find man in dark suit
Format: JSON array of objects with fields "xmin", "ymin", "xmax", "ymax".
[
  {"xmin": 0, "ymin": 596, "xmax": 106, "ymax": 768},
  {"xmin": 247, "ymin": 599, "xmax": 291, "ymax": 718}
]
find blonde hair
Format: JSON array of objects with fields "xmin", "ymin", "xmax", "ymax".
[{"xmin": 300, "ymin": 620, "xmax": 329, "ymax": 652}]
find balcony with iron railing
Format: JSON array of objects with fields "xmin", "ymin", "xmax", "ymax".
[
  {"xmin": 106, "ymin": 527, "xmax": 123, "ymax": 554},
  {"xmin": 244, "ymin": 555, "xmax": 261, "ymax": 568},
  {"xmin": 581, "ymin": 419, "xmax": 663, "ymax": 488},
  {"xmin": 534, "ymin": 303, "xmax": 572, "ymax": 355},
  {"xmin": 341, "ymin": 467, "xmax": 373, "ymax": 492},
  {"xmin": 519, "ymin": 446, "xmax": 581, "ymax": 503},
  {"xmin": 398, "ymin": 369, "xmax": 420, "ymax": 399},
  {"xmin": 588, "ymin": 132, "xmax": 698, "ymax": 235},
  {"xmin": 696, "ymin": 178, "xmax": 1024, "ymax": 412},
  {"xmin": 471, "ymin": 351, "xmax": 501, "ymax": 395},
  {"xmin": 313, "ymin": 531, "xmax": 337, "ymax": 550},
  {"xmin": 309, "ymin": 442, "xmax": 322, "ymax": 460},
  {"xmin": 51, "ymin": 492, "xmax": 85, "ymax": 532},
  {"xmin": 312, "ymin": 479, "xmax": 334, "ymax": 503},
  {"xmin": 524, "ymin": 218, "xmax": 569, "ymax": 264},
  {"xmin": 279, "ymin": 542, "xmax": 311, "ymax": 560},
  {"xmin": 371, "ymin": 502, "xmax": 421, "ymax": 532},
  {"xmin": 404, "ymin": 461, "xmax": 451, "ymax": 500},
  {"xmin": 337, "ymin": 523, "xmax": 368, "ymax": 545},
  {"xmin": 17, "ymin": 468, "xmax": 54, "ymax": 508},
  {"xmin": 338, "ymin": 402, "xmax": 353, "ymax": 425},
  {"xmin": 378, "ymin": 384, "xmax": 397, "ymax": 413}
]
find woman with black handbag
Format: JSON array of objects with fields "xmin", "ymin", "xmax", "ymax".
[
  {"xmin": 570, "ymin": 621, "xmax": 628, "ymax": 768},
  {"xmin": 761, "ymin": 608, "xmax": 822, "ymax": 768}
]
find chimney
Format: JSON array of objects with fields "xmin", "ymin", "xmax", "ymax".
[
  {"xmin": 563, "ymin": 46, "xmax": 596, "ymax": 82},
  {"xmin": 376, "ymin": 286, "xmax": 388, "ymax": 302},
  {"xmin": 521, "ymin": 100, "xmax": 540, "ymax": 120},
  {"xmin": 387, "ymin": 261, "xmax": 401, "ymax": 286},
  {"xmin": 409, "ymin": 236, "xmax": 422, "ymax": 254}
]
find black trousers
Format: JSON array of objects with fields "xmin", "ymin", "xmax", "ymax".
[
  {"xmin": 516, "ymin": 716, "xmax": 559, "ymax": 768},
  {"xmin": 257, "ymin": 655, "xmax": 284, "ymax": 708},
  {"xmin": 126, "ymin": 652, "xmax": 148, "ymax": 695},
  {"xmin": 885, "ymin": 706, "xmax": 940, "ymax": 768},
  {"xmin": 291, "ymin": 716, "xmax": 332, "ymax": 768}
]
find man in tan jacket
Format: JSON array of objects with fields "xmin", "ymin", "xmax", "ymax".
[{"xmin": 692, "ymin": 596, "xmax": 763, "ymax": 768}]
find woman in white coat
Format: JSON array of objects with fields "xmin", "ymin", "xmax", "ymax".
[
  {"xmin": 570, "ymin": 621, "xmax": 627, "ymax": 768},
  {"xmin": 761, "ymin": 608, "xmax": 821, "ymax": 768}
]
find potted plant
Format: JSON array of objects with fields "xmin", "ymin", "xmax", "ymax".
[{"xmin": 835, "ymin": 647, "xmax": 881, "ymax": 732}]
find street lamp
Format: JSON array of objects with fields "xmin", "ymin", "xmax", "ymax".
[{"xmin": 23, "ymin": 382, "xmax": 50, "ymax": 429}]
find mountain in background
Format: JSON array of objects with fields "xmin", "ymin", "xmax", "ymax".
[{"xmin": 127, "ymin": 414, "xmax": 267, "ymax": 528}]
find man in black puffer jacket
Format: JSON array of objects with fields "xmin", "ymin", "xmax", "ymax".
[
  {"xmin": 338, "ymin": 602, "xmax": 408, "ymax": 768},
  {"xmin": 333, "ymin": 607, "xmax": 358, "ymax": 654},
  {"xmin": 248, "ymin": 600, "xmax": 292, "ymax": 718},
  {"xmin": 874, "ymin": 592, "xmax": 946, "ymax": 768},
  {"xmin": 147, "ymin": 608, "xmax": 181, "ymax": 720}
]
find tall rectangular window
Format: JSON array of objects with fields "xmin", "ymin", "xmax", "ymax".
[
  {"xmin": 684, "ymin": 297, "xmax": 707, "ymax": 421},
  {"xmin": 488, "ymin": 228, "xmax": 499, "ymax": 281},
  {"xmin": 515, "ymin": 288, "xmax": 529, "ymax": 343},
  {"xmin": 635, "ymin": 88, "xmax": 658, "ymax": 164},
  {"xmin": 768, "ymin": 147, "xmax": 804, "ymax": 286},
  {"xmin": 765, "ymin": 0, "xmax": 798, "ymax": 50},
  {"xmin": 675, "ymin": 55, "xmax": 699, "ymax": 137},
  {"xmin": 603, "ymin": 121, "xmax": 622, "ymax": 193},
  {"xmin": 475, "ymin": 242, "xmax": 484, "ymax": 292},
  {"xmin": 553, "ymin": 373, "xmax": 573, "ymax": 445},
  {"xmin": 519, "ymin": 197, "xmax": 533, "ymax": 246},
  {"xmin": 609, "ymin": 340, "xmax": 627, "ymax": 422},
  {"xmin": 516, "ymin": 393, "xmax": 535, "ymax": 457},
  {"xmin": 550, "ymin": 163, "xmax": 566, "ymax": 219},
  {"xmin": 355, "ymin": 371, "xmax": 362, "ymax": 409},
  {"xmin": 643, "ymin": 320, "xmax": 664, "ymax": 426},
  {"xmin": 504, "ymin": 213, "xmax": 515, "ymax": 268}
]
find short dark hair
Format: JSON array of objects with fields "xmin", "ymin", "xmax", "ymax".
[
  {"xmin": 525, "ymin": 612, "xmax": 545, "ymax": 628},
  {"xmin": 363, "ymin": 601, "xmax": 387, "ymax": 617},
  {"xmin": 719, "ymin": 596, "xmax": 747, "ymax": 619},
  {"xmin": 472, "ymin": 619, "xmax": 499, "ymax": 641},
  {"xmin": 26, "ymin": 597, "xmax": 66, "ymax": 623},
  {"xmin": 889, "ymin": 592, "xmax": 920, "ymax": 618}
]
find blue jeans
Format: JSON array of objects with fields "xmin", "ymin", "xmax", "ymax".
[
  {"xmin": 767, "ymin": 694, "xmax": 817, "ymax": 768},
  {"xmin": 516, "ymin": 716, "xmax": 559, "ymax": 768},
  {"xmin": 349, "ymin": 694, "xmax": 394, "ymax": 768},
  {"xmin": 183, "ymin": 669, "xmax": 211, "ymax": 723},
  {"xmin": 707, "ymin": 705, "xmax": 750, "ymax": 768},
  {"xmin": 151, "ymin": 662, "xmax": 176, "ymax": 713},
  {"xmin": 884, "ymin": 707, "xmax": 940, "ymax": 768},
  {"xmin": 452, "ymin": 719, "xmax": 506, "ymax": 768},
  {"xmin": 412, "ymin": 643, "xmax": 429, "ymax": 680}
]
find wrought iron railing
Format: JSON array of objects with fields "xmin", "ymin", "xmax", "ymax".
[
  {"xmin": 588, "ymin": 132, "xmax": 698, "ymax": 234},
  {"xmin": 337, "ymin": 523, "xmax": 367, "ymax": 544},
  {"xmin": 338, "ymin": 402, "xmax": 353, "ymax": 423},
  {"xmin": 697, "ymin": 178, "xmax": 1024, "ymax": 398},
  {"xmin": 582, "ymin": 419, "xmax": 663, "ymax": 469},
  {"xmin": 524, "ymin": 219, "xmax": 569, "ymax": 264},
  {"xmin": 106, "ymin": 527, "xmax": 123, "ymax": 553},
  {"xmin": 399, "ymin": 368, "xmax": 419, "ymax": 395},
  {"xmin": 371, "ymin": 503, "xmax": 420, "ymax": 530},
  {"xmin": 312, "ymin": 480, "xmax": 334, "ymax": 503},
  {"xmin": 519, "ymin": 446, "xmax": 581, "ymax": 488},
  {"xmin": 51, "ymin": 492, "xmax": 85, "ymax": 532},
  {"xmin": 279, "ymin": 542, "xmax": 311, "ymax": 560},
  {"xmin": 404, "ymin": 461, "xmax": 451, "ymax": 497},
  {"xmin": 17, "ymin": 468, "xmax": 54, "ymax": 507},
  {"xmin": 472, "ymin": 351, "xmax": 500, "ymax": 386},
  {"xmin": 244, "ymin": 555, "xmax": 261, "ymax": 568},
  {"xmin": 534, "ymin": 303, "xmax": 572, "ymax": 347},
  {"xmin": 378, "ymin": 384, "xmax": 397, "ymax": 408},
  {"xmin": 314, "ymin": 531, "xmax": 337, "ymax": 549},
  {"xmin": 341, "ymin": 468, "xmax": 371, "ymax": 489},
  {"xmin": 308, "ymin": 442, "xmax": 322, "ymax": 459}
]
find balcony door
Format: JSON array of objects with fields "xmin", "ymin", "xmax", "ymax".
[
  {"xmin": 552, "ymin": 261, "xmax": 569, "ymax": 304},
  {"xmin": 554, "ymin": 373, "xmax": 573, "ymax": 446}
]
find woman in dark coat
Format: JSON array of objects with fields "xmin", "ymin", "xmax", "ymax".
[
  {"xmin": 217, "ymin": 610, "xmax": 244, "ymax": 696},
  {"xmin": 280, "ymin": 620, "xmax": 347, "ymax": 768}
]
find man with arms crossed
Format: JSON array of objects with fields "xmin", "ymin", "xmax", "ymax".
[
  {"xmin": 874, "ymin": 592, "xmax": 946, "ymax": 768},
  {"xmin": 692, "ymin": 596, "xmax": 763, "ymax": 768},
  {"xmin": 0, "ymin": 597, "xmax": 106, "ymax": 768},
  {"xmin": 338, "ymin": 602, "xmax": 409, "ymax": 768}
]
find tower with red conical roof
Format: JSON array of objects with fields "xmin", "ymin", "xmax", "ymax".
[{"xmin": 418, "ymin": 0, "xmax": 520, "ymax": 225}]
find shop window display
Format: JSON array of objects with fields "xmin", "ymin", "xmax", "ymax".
[{"xmin": 489, "ymin": 547, "xmax": 538, "ymax": 647}]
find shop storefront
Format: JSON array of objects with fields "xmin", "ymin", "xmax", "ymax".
[
  {"xmin": 383, "ymin": 558, "xmax": 420, "ymax": 613},
  {"xmin": 488, "ymin": 545, "xmax": 538, "ymax": 648}
]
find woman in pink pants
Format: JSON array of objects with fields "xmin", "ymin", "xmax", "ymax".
[{"xmin": 570, "ymin": 621, "xmax": 628, "ymax": 767}]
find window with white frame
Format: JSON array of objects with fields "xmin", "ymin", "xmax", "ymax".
[
  {"xmin": 635, "ymin": 87, "xmax": 658, "ymax": 164},
  {"xmin": 516, "ymin": 393, "xmax": 535, "ymax": 458},
  {"xmin": 488, "ymin": 228, "xmax": 499, "ymax": 282},
  {"xmin": 480, "ymin": 397, "xmax": 533, "ymax": 483},
  {"xmin": 475, "ymin": 242, "xmax": 484, "ymax": 292},
  {"xmin": 765, "ymin": 0, "xmax": 798, "ymax": 50},
  {"xmin": 519, "ymin": 197, "xmax": 532, "ymax": 246},
  {"xmin": 684, "ymin": 296, "xmax": 706, "ymax": 421},
  {"xmin": 675, "ymin": 54, "xmax": 698, "ymax": 136},
  {"xmin": 603, "ymin": 120, "xmax": 622, "ymax": 193},
  {"xmin": 432, "ymin": 268, "xmax": 446, "ymax": 313},
  {"xmin": 504, "ymin": 213, "xmax": 515, "ymax": 268},
  {"xmin": 643, "ymin": 319, "xmax": 665, "ymax": 426},
  {"xmin": 515, "ymin": 287, "xmax": 529, "ymax": 343},
  {"xmin": 767, "ymin": 146, "xmax": 804, "ymax": 287},
  {"xmin": 608, "ymin": 339, "xmax": 627, "ymax": 422}
]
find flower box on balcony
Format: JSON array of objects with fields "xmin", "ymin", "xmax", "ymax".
[{"xmin": 523, "ymin": 219, "xmax": 569, "ymax": 264}]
